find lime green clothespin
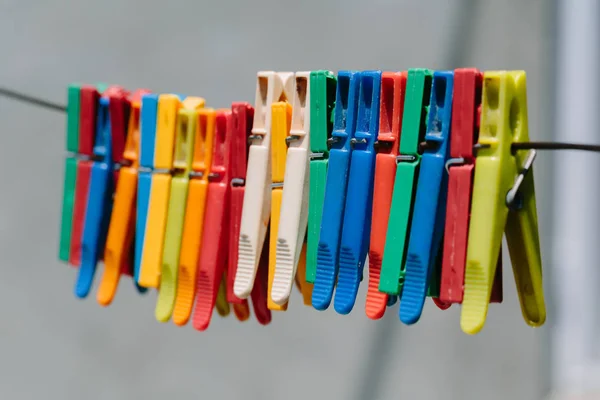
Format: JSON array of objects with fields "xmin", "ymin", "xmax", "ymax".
[
  {"xmin": 379, "ymin": 68, "xmax": 432, "ymax": 295},
  {"xmin": 306, "ymin": 70, "xmax": 336, "ymax": 283}
]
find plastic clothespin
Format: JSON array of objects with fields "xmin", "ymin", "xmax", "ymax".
[
  {"xmin": 312, "ymin": 71, "xmax": 361, "ymax": 310},
  {"xmin": 75, "ymin": 85, "xmax": 129, "ymax": 298},
  {"xmin": 135, "ymin": 93, "xmax": 159, "ymax": 284},
  {"xmin": 398, "ymin": 71, "xmax": 454, "ymax": 324},
  {"xmin": 233, "ymin": 71, "xmax": 294, "ymax": 299},
  {"xmin": 334, "ymin": 71, "xmax": 382, "ymax": 314},
  {"xmin": 306, "ymin": 71, "xmax": 336, "ymax": 283},
  {"xmin": 267, "ymin": 98, "xmax": 293, "ymax": 311},
  {"xmin": 366, "ymin": 72, "xmax": 407, "ymax": 320},
  {"xmin": 138, "ymin": 94, "xmax": 189, "ymax": 289},
  {"xmin": 271, "ymin": 72, "xmax": 313, "ymax": 306},
  {"xmin": 155, "ymin": 97, "xmax": 206, "ymax": 322},
  {"xmin": 192, "ymin": 109, "xmax": 233, "ymax": 330},
  {"xmin": 461, "ymin": 71, "xmax": 546, "ymax": 334},
  {"xmin": 68, "ymin": 85, "xmax": 100, "ymax": 267},
  {"xmin": 172, "ymin": 108, "xmax": 215, "ymax": 326},
  {"xmin": 438, "ymin": 68, "xmax": 503, "ymax": 307},
  {"xmin": 97, "ymin": 89, "xmax": 151, "ymax": 305},
  {"xmin": 379, "ymin": 69, "xmax": 433, "ymax": 296},
  {"xmin": 228, "ymin": 103, "xmax": 272, "ymax": 325},
  {"xmin": 59, "ymin": 84, "xmax": 81, "ymax": 262}
]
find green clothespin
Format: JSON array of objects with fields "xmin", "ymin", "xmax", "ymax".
[
  {"xmin": 58, "ymin": 84, "xmax": 81, "ymax": 261},
  {"xmin": 306, "ymin": 70, "xmax": 336, "ymax": 283},
  {"xmin": 379, "ymin": 69, "xmax": 432, "ymax": 295}
]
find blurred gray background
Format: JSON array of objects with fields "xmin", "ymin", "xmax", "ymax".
[{"xmin": 0, "ymin": 0, "xmax": 598, "ymax": 399}]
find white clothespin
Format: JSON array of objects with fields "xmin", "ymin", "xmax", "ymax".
[
  {"xmin": 271, "ymin": 72, "xmax": 310, "ymax": 305},
  {"xmin": 234, "ymin": 71, "xmax": 295, "ymax": 298}
]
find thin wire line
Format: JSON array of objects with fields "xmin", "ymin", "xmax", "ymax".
[
  {"xmin": 0, "ymin": 87, "xmax": 66, "ymax": 113},
  {"xmin": 3, "ymin": 87, "xmax": 600, "ymax": 154}
]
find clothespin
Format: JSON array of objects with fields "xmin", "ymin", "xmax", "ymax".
[
  {"xmin": 155, "ymin": 96, "xmax": 206, "ymax": 322},
  {"xmin": 334, "ymin": 71, "xmax": 382, "ymax": 314},
  {"xmin": 75, "ymin": 85, "xmax": 129, "ymax": 298},
  {"xmin": 191, "ymin": 109, "xmax": 234, "ymax": 330},
  {"xmin": 271, "ymin": 72, "xmax": 313, "ymax": 306},
  {"xmin": 233, "ymin": 71, "xmax": 294, "ymax": 299},
  {"xmin": 312, "ymin": 71, "xmax": 361, "ymax": 310},
  {"xmin": 461, "ymin": 71, "xmax": 546, "ymax": 334},
  {"xmin": 172, "ymin": 108, "xmax": 215, "ymax": 326},
  {"xmin": 68, "ymin": 85, "xmax": 100, "ymax": 267},
  {"xmin": 226, "ymin": 102, "xmax": 255, "ymax": 321},
  {"xmin": 379, "ymin": 69, "xmax": 433, "ymax": 296},
  {"xmin": 366, "ymin": 72, "xmax": 406, "ymax": 320},
  {"xmin": 97, "ymin": 89, "xmax": 151, "ymax": 305},
  {"xmin": 267, "ymin": 96, "xmax": 293, "ymax": 311},
  {"xmin": 398, "ymin": 71, "xmax": 453, "ymax": 324},
  {"xmin": 306, "ymin": 71, "xmax": 336, "ymax": 284},
  {"xmin": 135, "ymin": 93, "xmax": 159, "ymax": 284},
  {"xmin": 59, "ymin": 84, "xmax": 81, "ymax": 262},
  {"xmin": 226, "ymin": 104, "xmax": 272, "ymax": 324},
  {"xmin": 438, "ymin": 68, "xmax": 503, "ymax": 307}
]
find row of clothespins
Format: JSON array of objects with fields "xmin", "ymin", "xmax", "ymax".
[{"xmin": 58, "ymin": 69, "xmax": 546, "ymax": 335}]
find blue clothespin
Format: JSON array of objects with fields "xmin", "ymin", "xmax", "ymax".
[
  {"xmin": 334, "ymin": 71, "xmax": 382, "ymax": 314},
  {"xmin": 312, "ymin": 71, "xmax": 360, "ymax": 310},
  {"xmin": 135, "ymin": 93, "xmax": 159, "ymax": 284},
  {"xmin": 76, "ymin": 86, "xmax": 126, "ymax": 298},
  {"xmin": 399, "ymin": 71, "xmax": 454, "ymax": 324}
]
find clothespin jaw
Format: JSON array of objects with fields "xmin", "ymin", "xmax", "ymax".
[
  {"xmin": 399, "ymin": 71, "xmax": 454, "ymax": 324},
  {"xmin": 438, "ymin": 68, "xmax": 503, "ymax": 307},
  {"xmin": 138, "ymin": 94, "xmax": 184, "ymax": 289},
  {"xmin": 366, "ymin": 71, "xmax": 406, "ymax": 319},
  {"xmin": 173, "ymin": 108, "xmax": 216, "ymax": 326},
  {"xmin": 233, "ymin": 71, "xmax": 294, "ymax": 299},
  {"xmin": 307, "ymin": 71, "xmax": 337, "ymax": 284},
  {"xmin": 272, "ymin": 72, "xmax": 313, "ymax": 306},
  {"xmin": 97, "ymin": 89, "xmax": 151, "ymax": 306},
  {"xmin": 461, "ymin": 71, "xmax": 545, "ymax": 334},
  {"xmin": 192, "ymin": 109, "xmax": 233, "ymax": 331},
  {"xmin": 76, "ymin": 85, "xmax": 129, "ymax": 298},
  {"xmin": 312, "ymin": 70, "xmax": 361, "ymax": 310},
  {"xmin": 267, "ymin": 100, "xmax": 292, "ymax": 311},
  {"xmin": 335, "ymin": 70, "xmax": 382, "ymax": 314},
  {"xmin": 59, "ymin": 84, "xmax": 81, "ymax": 262},
  {"xmin": 379, "ymin": 69, "xmax": 433, "ymax": 296},
  {"xmin": 155, "ymin": 97, "xmax": 206, "ymax": 323},
  {"xmin": 227, "ymin": 102, "xmax": 254, "ymax": 305},
  {"xmin": 134, "ymin": 93, "xmax": 159, "ymax": 285},
  {"xmin": 68, "ymin": 85, "xmax": 100, "ymax": 267}
]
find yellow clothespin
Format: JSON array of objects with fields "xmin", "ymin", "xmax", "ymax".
[
  {"xmin": 155, "ymin": 97, "xmax": 205, "ymax": 322},
  {"xmin": 233, "ymin": 72, "xmax": 294, "ymax": 300},
  {"xmin": 268, "ymin": 98, "xmax": 293, "ymax": 311},
  {"xmin": 138, "ymin": 95, "xmax": 204, "ymax": 290},
  {"xmin": 461, "ymin": 71, "xmax": 546, "ymax": 334}
]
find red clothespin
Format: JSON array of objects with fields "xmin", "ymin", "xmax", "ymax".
[
  {"xmin": 68, "ymin": 85, "xmax": 99, "ymax": 266},
  {"xmin": 192, "ymin": 110, "xmax": 234, "ymax": 331},
  {"xmin": 366, "ymin": 71, "xmax": 406, "ymax": 319},
  {"xmin": 228, "ymin": 102, "xmax": 271, "ymax": 325},
  {"xmin": 437, "ymin": 68, "xmax": 502, "ymax": 307}
]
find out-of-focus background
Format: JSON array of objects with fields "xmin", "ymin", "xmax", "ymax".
[{"xmin": 0, "ymin": 0, "xmax": 598, "ymax": 399}]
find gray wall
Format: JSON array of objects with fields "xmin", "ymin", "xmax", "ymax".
[{"xmin": 0, "ymin": 0, "xmax": 553, "ymax": 399}]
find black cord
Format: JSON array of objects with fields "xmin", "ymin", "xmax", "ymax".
[
  {"xmin": 3, "ymin": 87, "xmax": 600, "ymax": 154},
  {"xmin": 0, "ymin": 87, "xmax": 66, "ymax": 113}
]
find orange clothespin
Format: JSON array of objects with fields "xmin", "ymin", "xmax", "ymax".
[
  {"xmin": 172, "ymin": 109, "xmax": 216, "ymax": 326},
  {"xmin": 98, "ymin": 89, "xmax": 150, "ymax": 305}
]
